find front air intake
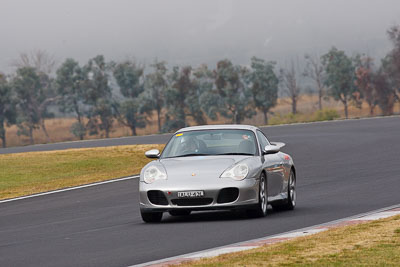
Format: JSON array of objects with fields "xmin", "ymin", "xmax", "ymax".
[
  {"xmin": 217, "ymin": 187, "xmax": 239, "ymax": 203},
  {"xmin": 147, "ymin": 190, "xmax": 168, "ymax": 205},
  {"xmin": 171, "ymin": 198, "xmax": 213, "ymax": 206}
]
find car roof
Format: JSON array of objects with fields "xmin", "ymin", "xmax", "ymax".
[{"xmin": 176, "ymin": 124, "xmax": 260, "ymax": 133}]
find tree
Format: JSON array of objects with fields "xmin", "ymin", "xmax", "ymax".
[
  {"xmin": 113, "ymin": 60, "xmax": 146, "ymax": 135},
  {"xmin": 37, "ymin": 71, "xmax": 56, "ymax": 142},
  {"xmin": 192, "ymin": 64, "xmax": 221, "ymax": 121},
  {"xmin": 12, "ymin": 51, "xmax": 57, "ymax": 142},
  {"xmin": 82, "ymin": 55, "xmax": 114, "ymax": 138},
  {"xmin": 248, "ymin": 57, "xmax": 279, "ymax": 124},
  {"xmin": 214, "ymin": 59, "xmax": 255, "ymax": 124},
  {"xmin": 143, "ymin": 61, "xmax": 168, "ymax": 132},
  {"xmin": 93, "ymin": 98, "xmax": 114, "ymax": 138},
  {"xmin": 12, "ymin": 67, "xmax": 56, "ymax": 144},
  {"xmin": 115, "ymin": 100, "xmax": 145, "ymax": 136},
  {"xmin": 369, "ymin": 24, "xmax": 400, "ymax": 116},
  {"xmin": 162, "ymin": 65, "xmax": 208, "ymax": 132},
  {"xmin": 373, "ymin": 69, "xmax": 397, "ymax": 116},
  {"xmin": 0, "ymin": 74, "xmax": 17, "ymax": 148},
  {"xmin": 12, "ymin": 49, "xmax": 56, "ymax": 75},
  {"xmin": 383, "ymin": 25, "xmax": 400, "ymax": 108},
  {"xmin": 56, "ymin": 58, "xmax": 86, "ymax": 139},
  {"xmin": 321, "ymin": 47, "xmax": 357, "ymax": 119},
  {"xmin": 163, "ymin": 66, "xmax": 192, "ymax": 131},
  {"xmin": 387, "ymin": 25, "xmax": 400, "ymax": 93},
  {"xmin": 280, "ymin": 60, "xmax": 301, "ymax": 115},
  {"xmin": 375, "ymin": 54, "xmax": 400, "ymax": 116},
  {"xmin": 304, "ymin": 54, "xmax": 325, "ymax": 110},
  {"xmin": 354, "ymin": 56, "xmax": 378, "ymax": 116}
]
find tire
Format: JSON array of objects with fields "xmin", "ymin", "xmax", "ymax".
[
  {"xmin": 141, "ymin": 210, "xmax": 163, "ymax": 223},
  {"xmin": 169, "ymin": 210, "xmax": 191, "ymax": 216},
  {"xmin": 247, "ymin": 172, "xmax": 268, "ymax": 218},
  {"xmin": 272, "ymin": 170, "xmax": 296, "ymax": 211}
]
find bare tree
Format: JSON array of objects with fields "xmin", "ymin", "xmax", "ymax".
[
  {"xmin": 355, "ymin": 56, "xmax": 378, "ymax": 116},
  {"xmin": 280, "ymin": 60, "xmax": 301, "ymax": 114},
  {"xmin": 373, "ymin": 69, "xmax": 397, "ymax": 116},
  {"xmin": 304, "ymin": 54, "xmax": 324, "ymax": 110},
  {"xmin": 12, "ymin": 49, "xmax": 56, "ymax": 75}
]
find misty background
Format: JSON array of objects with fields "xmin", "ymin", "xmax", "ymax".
[{"xmin": 1, "ymin": 0, "xmax": 399, "ymax": 72}]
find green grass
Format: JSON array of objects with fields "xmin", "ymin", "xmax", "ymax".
[
  {"xmin": 178, "ymin": 215, "xmax": 400, "ymax": 266},
  {"xmin": 0, "ymin": 144, "xmax": 164, "ymax": 200}
]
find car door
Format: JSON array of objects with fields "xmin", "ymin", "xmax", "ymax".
[{"xmin": 256, "ymin": 130, "xmax": 284, "ymax": 197}]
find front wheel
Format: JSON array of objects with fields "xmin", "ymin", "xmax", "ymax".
[
  {"xmin": 286, "ymin": 170, "xmax": 296, "ymax": 210},
  {"xmin": 141, "ymin": 210, "xmax": 163, "ymax": 223},
  {"xmin": 247, "ymin": 172, "xmax": 268, "ymax": 218}
]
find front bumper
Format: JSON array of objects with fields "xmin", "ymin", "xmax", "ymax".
[{"xmin": 139, "ymin": 177, "xmax": 259, "ymax": 212}]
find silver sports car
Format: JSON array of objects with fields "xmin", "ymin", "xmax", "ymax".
[{"xmin": 139, "ymin": 125, "xmax": 296, "ymax": 223}]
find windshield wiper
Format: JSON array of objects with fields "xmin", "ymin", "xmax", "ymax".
[
  {"xmin": 172, "ymin": 153, "xmax": 212, "ymax": 158},
  {"xmin": 217, "ymin": 153, "xmax": 254, "ymax": 156}
]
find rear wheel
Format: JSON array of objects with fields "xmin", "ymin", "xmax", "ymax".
[
  {"xmin": 247, "ymin": 172, "xmax": 268, "ymax": 218},
  {"xmin": 169, "ymin": 210, "xmax": 191, "ymax": 216},
  {"xmin": 272, "ymin": 170, "xmax": 296, "ymax": 211},
  {"xmin": 141, "ymin": 210, "xmax": 163, "ymax": 223}
]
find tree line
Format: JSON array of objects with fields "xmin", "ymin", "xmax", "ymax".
[{"xmin": 0, "ymin": 26, "xmax": 400, "ymax": 148}]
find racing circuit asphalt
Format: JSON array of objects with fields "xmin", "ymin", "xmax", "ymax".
[{"xmin": 0, "ymin": 116, "xmax": 399, "ymax": 267}]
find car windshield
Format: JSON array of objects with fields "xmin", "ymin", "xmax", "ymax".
[{"xmin": 161, "ymin": 129, "xmax": 258, "ymax": 158}]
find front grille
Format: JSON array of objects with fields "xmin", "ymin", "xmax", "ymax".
[
  {"xmin": 217, "ymin": 187, "xmax": 239, "ymax": 203},
  {"xmin": 147, "ymin": 190, "xmax": 168, "ymax": 205},
  {"xmin": 171, "ymin": 198, "xmax": 213, "ymax": 206}
]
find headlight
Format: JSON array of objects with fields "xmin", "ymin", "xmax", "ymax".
[
  {"xmin": 143, "ymin": 166, "xmax": 167, "ymax": 184},
  {"xmin": 220, "ymin": 163, "xmax": 249, "ymax": 180}
]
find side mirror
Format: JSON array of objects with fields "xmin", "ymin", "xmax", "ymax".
[
  {"xmin": 270, "ymin": 142, "xmax": 286, "ymax": 149},
  {"xmin": 145, "ymin": 149, "xmax": 160, "ymax": 159},
  {"xmin": 263, "ymin": 142, "xmax": 285, "ymax": 155},
  {"xmin": 263, "ymin": 145, "xmax": 280, "ymax": 155}
]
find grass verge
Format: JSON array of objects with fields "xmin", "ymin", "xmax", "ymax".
[
  {"xmin": 269, "ymin": 108, "xmax": 340, "ymax": 125},
  {"xmin": 178, "ymin": 214, "xmax": 400, "ymax": 266},
  {"xmin": 0, "ymin": 144, "xmax": 164, "ymax": 200}
]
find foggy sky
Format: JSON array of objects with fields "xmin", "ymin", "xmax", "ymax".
[{"xmin": 1, "ymin": 0, "xmax": 399, "ymax": 72}]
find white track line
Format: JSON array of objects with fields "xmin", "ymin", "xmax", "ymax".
[{"xmin": 0, "ymin": 175, "xmax": 139, "ymax": 204}]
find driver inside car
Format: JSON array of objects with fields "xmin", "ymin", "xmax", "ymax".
[{"xmin": 179, "ymin": 136, "xmax": 199, "ymax": 155}]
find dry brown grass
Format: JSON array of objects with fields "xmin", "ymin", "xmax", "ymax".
[
  {"xmin": 178, "ymin": 215, "xmax": 400, "ymax": 266},
  {"xmin": 4, "ymin": 95, "xmax": 399, "ymax": 148}
]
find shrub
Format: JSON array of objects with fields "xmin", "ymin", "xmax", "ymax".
[
  {"xmin": 313, "ymin": 109, "xmax": 340, "ymax": 121},
  {"xmin": 70, "ymin": 122, "xmax": 86, "ymax": 139}
]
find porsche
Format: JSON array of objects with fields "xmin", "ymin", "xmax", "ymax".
[{"xmin": 139, "ymin": 125, "xmax": 296, "ymax": 222}]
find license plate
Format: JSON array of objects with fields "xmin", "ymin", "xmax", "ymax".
[{"xmin": 177, "ymin": 191, "xmax": 204, "ymax": 198}]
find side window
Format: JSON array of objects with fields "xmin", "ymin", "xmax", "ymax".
[
  {"xmin": 256, "ymin": 130, "xmax": 270, "ymax": 152},
  {"xmin": 262, "ymin": 132, "xmax": 271, "ymax": 146}
]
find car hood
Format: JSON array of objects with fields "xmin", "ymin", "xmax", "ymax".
[{"xmin": 158, "ymin": 156, "xmax": 250, "ymax": 182}]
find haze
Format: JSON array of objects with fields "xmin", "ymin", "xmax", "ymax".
[{"xmin": 1, "ymin": 0, "xmax": 399, "ymax": 72}]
